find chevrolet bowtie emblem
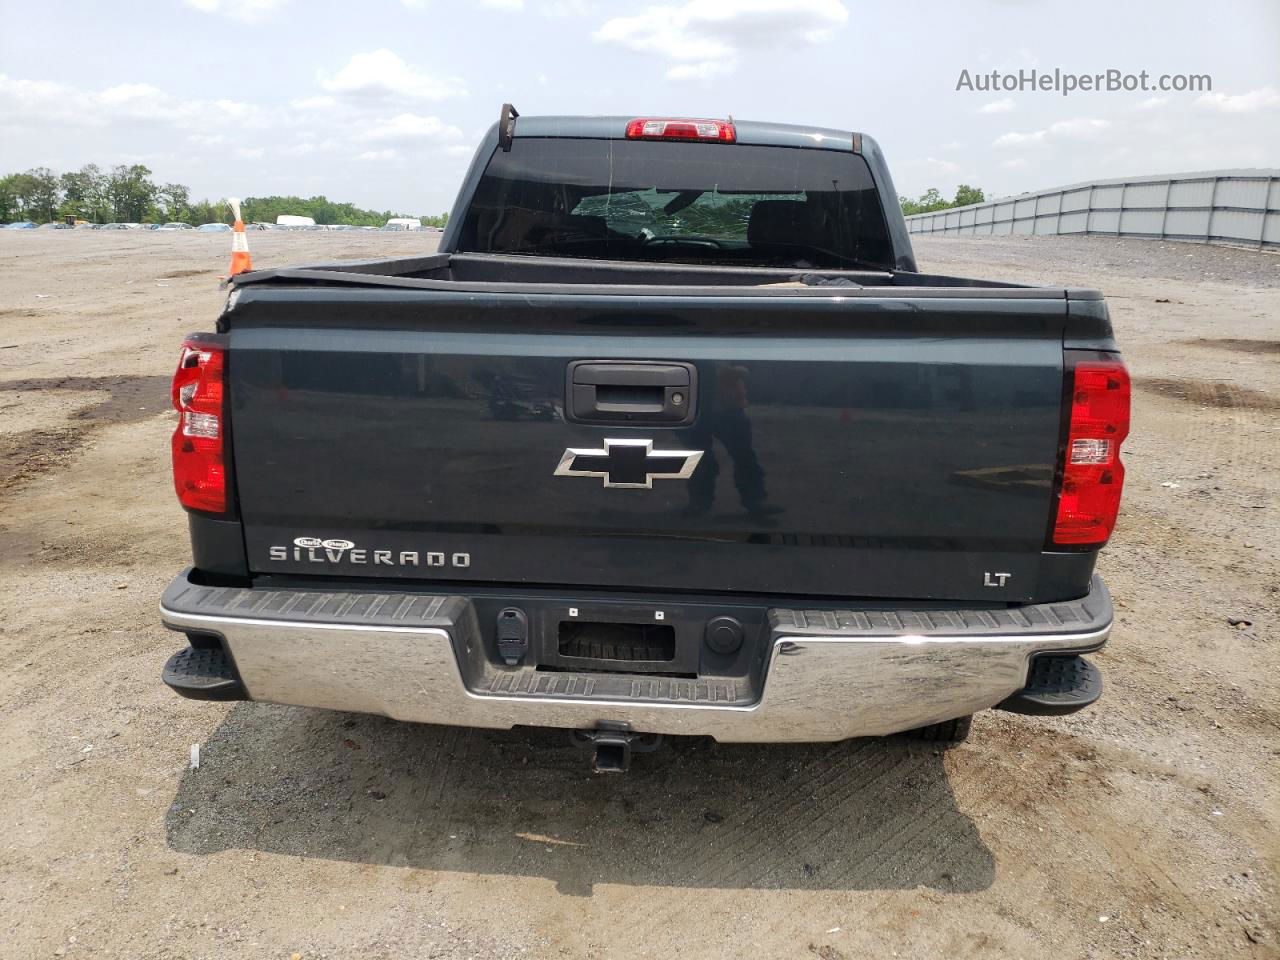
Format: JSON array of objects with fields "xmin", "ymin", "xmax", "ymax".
[{"xmin": 554, "ymin": 438, "xmax": 704, "ymax": 489}]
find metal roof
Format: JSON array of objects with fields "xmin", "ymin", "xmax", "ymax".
[
  {"xmin": 907, "ymin": 168, "xmax": 1280, "ymax": 217},
  {"xmin": 508, "ymin": 115, "xmax": 860, "ymax": 151}
]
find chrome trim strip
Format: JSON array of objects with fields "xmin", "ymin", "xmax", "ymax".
[
  {"xmin": 161, "ymin": 604, "xmax": 1109, "ymax": 651},
  {"xmin": 159, "ymin": 606, "xmax": 459, "ymax": 635}
]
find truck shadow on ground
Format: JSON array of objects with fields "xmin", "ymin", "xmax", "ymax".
[{"xmin": 166, "ymin": 703, "xmax": 995, "ymax": 895}]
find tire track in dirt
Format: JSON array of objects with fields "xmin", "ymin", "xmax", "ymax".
[
  {"xmin": 535, "ymin": 742, "xmax": 871, "ymax": 937},
  {"xmin": 1131, "ymin": 376, "xmax": 1274, "ymax": 490},
  {"xmin": 711, "ymin": 746, "xmax": 922, "ymax": 888},
  {"xmin": 1176, "ymin": 337, "xmax": 1280, "ymax": 356},
  {"xmin": 1133, "ymin": 376, "xmax": 1278, "ymax": 412},
  {"xmin": 874, "ymin": 768, "xmax": 1007, "ymax": 887},
  {"xmin": 933, "ymin": 739, "xmax": 1116, "ymax": 954},
  {"xmin": 0, "ymin": 374, "xmax": 170, "ymax": 495},
  {"xmin": 610, "ymin": 740, "xmax": 974, "ymax": 951},
  {"xmin": 817, "ymin": 781, "xmax": 974, "ymax": 890},
  {"xmin": 678, "ymin": 742, "xmax": 901, "ymax": 884}
]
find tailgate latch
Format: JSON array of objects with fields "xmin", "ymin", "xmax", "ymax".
[{"xmin": 567, "ymin": 360, "xmax": 697, "ymax": 426}]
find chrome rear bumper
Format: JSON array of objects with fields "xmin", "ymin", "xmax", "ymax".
[{"xmin": 160, "ymin": 573, "xmax": 1111, "ymax": 742}]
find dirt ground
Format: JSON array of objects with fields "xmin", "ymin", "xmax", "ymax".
[{"xmin": 0, "ymin": 230, "xmax": 1276, "ymax": 960}]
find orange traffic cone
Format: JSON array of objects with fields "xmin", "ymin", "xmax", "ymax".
[{"xmin": 228, "ymin": 197, "xmax": 253, "ymax": 275}]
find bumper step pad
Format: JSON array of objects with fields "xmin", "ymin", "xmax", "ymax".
[
  {"xmin": 996, "ymin": 654, "xmax": 1102, "ymax": 716},
  {"xmin": 162, "ymin": 645, "xmax": 246, "ymax": 701}
]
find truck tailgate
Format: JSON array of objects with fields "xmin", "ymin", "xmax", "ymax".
[{"xmin": 227, "ymin": 287, "xmax": 1068, "ymax": 602}]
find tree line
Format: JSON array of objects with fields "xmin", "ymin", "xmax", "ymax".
[
  {"xmin": 899, "ymin": 184, "xmax": 985, "ymax": 216},
  {"xmin": 0, "ymin": 163, "xmax": 450, "ymax": 227},
  {"xmin": 2, "ymin": 162, "xmax": 985, "ymax": 224}
]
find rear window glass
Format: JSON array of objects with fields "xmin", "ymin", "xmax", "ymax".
[{"xmin": 457, "ymin": 138, "xmax": 893, "ymax": 269}]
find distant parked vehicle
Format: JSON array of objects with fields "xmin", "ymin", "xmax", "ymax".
[
  {"xmin": 73, "ymin": 222, "xmax": 97, "ymax": 229},
  {"xmin": 197, "ymin": 223, "xmax": 232, "ymax": 233},
  {"xmin": 39, "ymin": 222, "xmax": 72, "ymax": 229},
  {"xmin": 384, "ymin": 217, "xmax": 422, "ymax": 231},
  {"xmin": 6, "ymin": 221, "xmax": 38, "ymax": 229},
  {"xmin": 157, "ymin": 222, "xmax": 194, "ymax": 231},
  {"xmin": 101, "ymin": 223, "xmax": 127, "ymax": 230},
  {"xmin": 276, "ymin": 214, "xmax": 316, "ymax": 227}
]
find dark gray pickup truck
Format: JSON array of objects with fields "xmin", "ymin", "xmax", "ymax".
[{"xmin": 161, "ymin": 111, "xmax": 1129, "ymax": 770}]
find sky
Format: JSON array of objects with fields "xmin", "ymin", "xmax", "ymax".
[{"xmin": 1, "ymin": 0, "xmax": 1278, "ymax": 214}]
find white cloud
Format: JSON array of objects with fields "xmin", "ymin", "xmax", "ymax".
[
  {"xmin": 979, "ymin": 97, "xmax": 1015, "ymax": 114},
  {"xmin": 402, "ymin": 0, "xmax": 525, "ymax": 8},
  {"xmin": 593, "ymin": 0, "xmax": 848, "ymax": 80},
  {"xmin": 924, "ymin": 157, "xmax": 959, "ymax": 174},
  {"xmin": 210, "ymin": 98, "xmax": 258, "ymax": 121},
  {"xmin": 0, "ymin": 73, "xmax": 263, "ymax": 130},
  {"xmin": 359, "ymin": 113, "xmax": 463, "ymax": 144},
  {"xmin": 183, "ymin": 0, "xmax": 289, "ymax": 22},
  {"xmin": 993, "ymin": 129, "xmax": 1045, "ymax": 148},
  {"xmin": 993, "ymin": 117, "xmax": 1109, "ymax": 148},
  {"xmin": 1134, "ymin": 96, "xmax": 1167, "ymax": 110},
  {"xmin": 0, "ymin": 64, "xmax": 473, "ymax": 212},
  {"xmin": 0, "ymin": 69, "xmax": 466, "ymax": 192},
  {"xmin": 1048, "ymin": 117, "xmax": 1110, "ymax": 140},
  {"xmin": 668, "ymin": 61, "xmax": 734, "ymax": 81},
  {"xmin": 319, "ymin": 50, "xmax": 466, "ymax": 102},
  {"xmin": 1196, "ymin": 86, "xmax": 1280, "ymax": 114},
  {"xmin": 941, "ymin": 140, "xmax": 961, "ymax": 152},
  {"xmin": 291, "ymin": 95, "xmax": 338, "ymax": 111},
  {"xmin": 1013, "ymin": 46, "xmax": 1040, "ymax": 68},
  {"xmin": 540, "ymin": 0, "xmax": 596, "ymax": 14},
  {"xmin": 1000, "ymin": 158, "xmax": 1027, "ymax": 170}
]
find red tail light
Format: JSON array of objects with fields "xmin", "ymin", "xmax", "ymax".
[
  {"xmin": 171, "ymin": 337, "xmax": 226, "ymax": 513},
  {"xmin": 625, "ymin": 118, "xmax": 736, "ymax": 143},
  {"xmin": 1052, "ymin": 359, "xmax": 1130, "ymax": 546}
]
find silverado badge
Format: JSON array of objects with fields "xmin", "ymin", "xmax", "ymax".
[{"xmin": 554, "ymin": 438, "xmax": 704, "ymax": 489}]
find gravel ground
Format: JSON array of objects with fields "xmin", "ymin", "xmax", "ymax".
[{"xmin": 0, "ymin": 231, "xmax": 1276, "ymax": 960}]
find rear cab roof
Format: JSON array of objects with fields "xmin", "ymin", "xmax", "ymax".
[{"xmin": 506, "ymin": 115, "xmax": 866, "ymax": 153}]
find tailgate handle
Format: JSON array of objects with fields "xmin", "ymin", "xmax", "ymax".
[{"xmin": 568, "ymin": 361, "xmax": 697, "ymax": 425}]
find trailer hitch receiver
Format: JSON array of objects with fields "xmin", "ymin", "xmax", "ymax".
[{"xmin": 569, "ymin": 726, "xmax": 663, "ymax": 773}]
